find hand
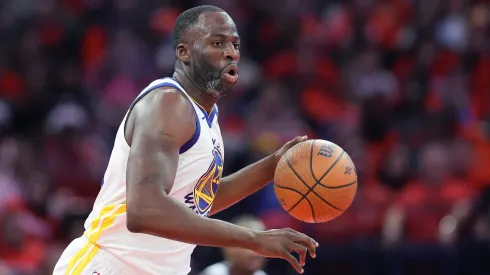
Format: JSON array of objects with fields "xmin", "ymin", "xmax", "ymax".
[
  {"xmin": 272, "ymin": 136, "xmax": 308, "ymax": 164},
  {"xmin": 251, "ymin": 228, "xmax": 318, "ymax": 273}
]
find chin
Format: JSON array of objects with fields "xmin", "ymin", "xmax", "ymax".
[{"xmin": 209, "ymin": 87, "xmax": 231, "ymax": 99}]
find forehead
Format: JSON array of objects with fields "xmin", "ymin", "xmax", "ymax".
[{"xmin": 194, "ymin": 11, "xmax": 238, "ymax": 38}]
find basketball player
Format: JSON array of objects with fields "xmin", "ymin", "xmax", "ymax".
[
  {"xmin": 53, "ymin": 5, "xmax": 317, "ymax": 275},
  {"xmin": 200, "ymin": 215, "xmax": 268, "ymax": 275}
]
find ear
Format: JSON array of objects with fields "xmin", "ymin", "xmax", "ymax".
[{"xmin": 176, "ymin": 44, "xmax": 191, "ymax": 65}]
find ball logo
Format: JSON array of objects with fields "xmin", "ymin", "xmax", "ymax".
[
  {"xmin": 193, "ymin": 146, "xmax": 224, "ymax": 216},
  {"xmin": 318, "ymin": 145, "xmax": 334, "ymax": 158},
  {"xmin": 344, "ymin": 166, "xmax": 353, "ymax": 175}
]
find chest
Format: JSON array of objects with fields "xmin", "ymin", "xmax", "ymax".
[{"xmin": 172, "ymin": 120, "xmax": 224, "ymax": 217}]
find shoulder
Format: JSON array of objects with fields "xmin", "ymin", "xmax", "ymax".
[
  {"xmin": 125, "ymin": 85, "xmax": 196, "ymax": 146},
  {"xmin": 133, "ymin": 86, "xmax": 193, "ymax": 116},
  {"xmin": 200, "ymin": 262, "xmax": 229, "ymax": 275}
]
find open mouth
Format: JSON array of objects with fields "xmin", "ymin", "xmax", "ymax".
[
  {"xmin": 224, "ymin": 64, "xmax": 238, "ymax": 76},
  {"xmin": 222, "ymin": 64, "xmax": 239, "ymax": 83},
  {"xmin": 227, "ymin": 69, "xmax": 236, "ymax": 76}
]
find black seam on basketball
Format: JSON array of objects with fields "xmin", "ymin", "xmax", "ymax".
[
  {"xmin": 281, "ymin": 146, "xmax": 349, "ymax": 218},
  {"xmin": 273, "ymin": 184, "xmax": 306, "ymax": 196},
  {"xmin": 303, "ymin": 196, "xmax": 317, "ymax": 223},
  {"xmin": 316, "ymin": 180, "xmax": 358, "ymax": 189},
  {"xmin": 284, "ymin": 156, "xmax": 315, "ymax": 213},
  {"xmin": 318, "ymin": 151, "xmax": 345, "ymax": 182},
  {"xmin": 309, "ymin": 140, "xmax": 317, "ymax": 181},
  {"xmin": 286, "ymin": 190, "xmax": 312, "ymax": 213},
  {"xmin": 286, "ymin": 157, "xmax": 314, "ymax": 192},
  {"xmin": 310, "ymin": 189, "xmax": 345, "ymax": 211}
]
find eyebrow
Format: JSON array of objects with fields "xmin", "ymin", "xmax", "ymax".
[{"xmin": 210, "ymin": 33, "xmax": 240, "ymax": 40}]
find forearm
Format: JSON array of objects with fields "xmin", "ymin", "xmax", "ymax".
[
  {"xmin": 128, "ymin": 188, "xmax": 258, "ymax": 249},
  {"xmin": 210, "ymin": 154, "xmax": 277, "ymax": 215}
]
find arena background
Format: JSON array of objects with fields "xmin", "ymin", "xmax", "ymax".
[{"xmin": 0, "ymin": 0, "xmax": 490, "ymax": 274}]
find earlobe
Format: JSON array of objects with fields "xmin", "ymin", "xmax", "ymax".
[{"xmin": 176, "ymin": 44, "xmax": 191, "ymax": 65}]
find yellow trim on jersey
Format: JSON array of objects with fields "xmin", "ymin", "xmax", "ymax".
[
  {"xmin": 190, "ymin": 98, "xmax": 207, "ymax": 112},
  {"xmin": 190, "ymin": 97, "xmax": 216, "ymax": 115},
  {"xmin": 64, "ymin": 242, "xmax": 92, "ymax": 275},
  {"xmin": 194, "ymin": 190, "xmax": 214, "ymax": 204},
  {"xmin": 65, "ymin": 203, "xmax": 127, "ymax": 275},
  {"xmin": 72, "ymin": 244, "xmax": 100, "ymax": 275}
]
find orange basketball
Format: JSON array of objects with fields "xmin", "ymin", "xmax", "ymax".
[{"xmin": 273, "ymin": 139, "xmax": 358, "ymax": 223}]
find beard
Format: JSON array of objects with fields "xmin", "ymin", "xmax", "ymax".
[{"xmin": 189, "ymin": 56, "xmax": 232, "ymax": 98}]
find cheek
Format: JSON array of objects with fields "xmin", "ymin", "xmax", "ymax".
[{"xmin": 201, "ymin": 47, "xmax": 223, "ymax": 63}]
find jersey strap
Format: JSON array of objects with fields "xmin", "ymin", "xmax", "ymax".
[{"xmin": 124, "ymin": 78, "xmax": 201, "ymax": 155}]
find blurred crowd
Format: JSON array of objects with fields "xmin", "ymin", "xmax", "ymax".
[{"xmin": 1, "ymin": 0, "xmax": 490, "ymax": 274}]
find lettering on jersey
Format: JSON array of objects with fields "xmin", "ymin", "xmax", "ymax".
[
  {"xmin": 183, "ymin": 143, "xmax": 224, "ymax": 217},
  {"xmin": 184, "ymin": 193, "xmax": 196, "ymax": 212}
]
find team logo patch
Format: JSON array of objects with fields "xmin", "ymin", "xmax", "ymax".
[{"xmin": 193, "ymin": 147, "xmax": 223, "ymax": 216}]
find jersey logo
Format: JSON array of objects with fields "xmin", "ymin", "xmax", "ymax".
[{"xmin": 193, "ymin": 146, "xmax": 224, "ymax": 216}]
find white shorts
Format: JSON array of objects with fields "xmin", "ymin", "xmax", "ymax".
[{"xmin": 53, "ymin": 236, "xmax": 138, "ymax": 275}]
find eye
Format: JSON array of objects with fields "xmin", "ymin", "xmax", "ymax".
[
  {"xmin": 213, "ymin": 41, "xmax": 223, "ymax": 47},
  {"xmin": 233, "ymin": 43, "xmax": 241, "ymax": 50}
]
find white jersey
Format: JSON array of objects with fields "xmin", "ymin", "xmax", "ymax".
[{"xmin": 81, "ymin": 78, "xmax": 225, "ymax": 275}]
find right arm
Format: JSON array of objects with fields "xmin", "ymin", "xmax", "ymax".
[
  {"xmin": 124, "ymin": 88, "xmax": 317, "ymax": 273},
  {"xmin": 125, "ymin": 88, "xmax": 255, "ymax": 248}
]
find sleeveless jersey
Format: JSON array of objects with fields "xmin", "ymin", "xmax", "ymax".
[{"xmin": 81, "ymin": 78, "xmax": 224, "ymax": 275}]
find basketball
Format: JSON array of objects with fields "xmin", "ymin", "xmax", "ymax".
[{"xmin": 273, "ymin": 139, "xmax": 358, "ymax": 223}]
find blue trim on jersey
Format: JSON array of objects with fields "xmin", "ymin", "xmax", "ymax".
[
  {"xmin": 129, "ymin": 82, "xmax": 181, "ymax": 110},
  {"xmin": 179, "ymin": 114, "xmax": 201, "ymax": 154},
  {"xmin": 194, "ymin": 104, "xmax": 217, "ymax": 128},
  {"xmin": 167, "ymin": 77, "xmax": 217, "ymax": 128},
  {"xmin": 131, "ymin": 80, "xmax": 201, "ymax": 155}
]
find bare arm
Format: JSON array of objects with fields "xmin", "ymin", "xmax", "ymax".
[
  {"xmin": 125, "ymin": 88, "xmax": 257, "ymax": 248},
  {"xmin": 210, "ymin": 155, "xmax": 277, "ymax": 215},
  {"xmin": 124, "ymin": 89, "xmax": 317, "ymax": 273},
  {"xmin": 210, "ymin": 136, "xmax": 307, "ymax": 216}
]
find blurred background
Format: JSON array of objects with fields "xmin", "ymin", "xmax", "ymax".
[{"xmin": 0, "ymin": 0, "xmax": 490, "ymax": 274}]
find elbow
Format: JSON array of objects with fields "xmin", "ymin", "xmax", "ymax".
[{"xmin": 126, "ymin": 207, "xmax": 145, "ymax": 233}]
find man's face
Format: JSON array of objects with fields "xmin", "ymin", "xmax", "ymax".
[{"xmin": 187, "ymin": 12, "xmax": 241, "ymax": 98}]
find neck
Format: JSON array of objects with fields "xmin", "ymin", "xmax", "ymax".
[
  {"xmin": 172, "ymin": 68, "xmax": 216, "ymax": 113},
  {"xmin": 229, "ymin": 264, "xmax": 255, "ymax": 275}
]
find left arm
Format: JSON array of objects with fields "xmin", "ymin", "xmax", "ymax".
[{"xmin": 210, "ymin": 136, "xmax": 307, "ymax": 216}]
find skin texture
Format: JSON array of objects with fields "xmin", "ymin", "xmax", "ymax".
[{"xmin": 124, "ymin": 10, "xmax": 317, "ymax": 274}]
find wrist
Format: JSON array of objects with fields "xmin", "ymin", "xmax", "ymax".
[
  {"xmin": 240, "ymin": 228, "xmax": 261, "ymax": 251},
  {"xmin": 267, "ymin": 152, "xmax": 280, "ymax": 167}
]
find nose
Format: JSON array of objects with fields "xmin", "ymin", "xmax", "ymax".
[{"xmin": 224, "ymin": 43, "xmax": 239, "ymax": 62}]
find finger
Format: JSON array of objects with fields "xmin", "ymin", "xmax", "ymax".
[
  {"xmin": 290, "ymin": 243, "xmax": 307, "ymax": 267},
  {"xmin": 294, "ymin": 135, "xmax": 308, "ymax": 142},
  {"xmin": 282, "ymin": 250, "xmax": 304, "ymax": 274},
  {"xmin": 293, "ymin": 233, "xmax": 318, "ymax": 258},
  {"xmin": 287, "ymin": 136, "xmax": 308, "ymax": 147},
  {"xmin": 305, "ymin": 237, "xmax": 318, "ymax": 258}
]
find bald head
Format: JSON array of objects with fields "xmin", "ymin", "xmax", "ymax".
[{"xmin": 173, "ymin": 5, "xmax": 225, "ymax": 48}]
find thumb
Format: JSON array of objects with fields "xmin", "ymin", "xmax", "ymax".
[
  {"xmin": 296, "ymin": 135, "xmax": 308, "ymax": 142},
  {"xmin": 288, "ymin": 135, "xmax": 308, "ymax": 146}
]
